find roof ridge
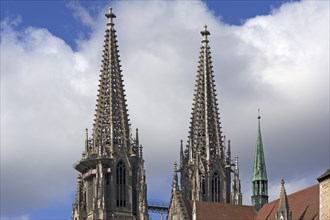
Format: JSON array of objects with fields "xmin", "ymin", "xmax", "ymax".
[{"xmin": 195, "ymin": 200, "xmax": 255, "ymax": 208}]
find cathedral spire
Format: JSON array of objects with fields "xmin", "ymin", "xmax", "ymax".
[
  {"xmin": 92, "ymin": 6, "xmax": 130, "ymax": 157},
  {"xmin": 276, "ymin": 179, "xmax": 292, "ymax": 220},
  {"xmin": 73, "ymin": 7, "xmax": 149, "ymax": 220},
  {"xmin": 188, "ymin": 25, "xmax": 223, "ymax": 163},
  {"xmin": 180, "ymin": 26, "xmax": 228, "ymax": 204},
  {"xmin": 252, "ymin": 110, "xmax": 268, "ymax": 211}
]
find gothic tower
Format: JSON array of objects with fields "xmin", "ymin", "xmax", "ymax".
[
  {"xmin": 179, "ymin": 26, "xmax": 238, "ymax": 204},
  {"xmin": 72, "ymin": 7, "xmax": 149, "ymax": 220},
  {"xmin": 251, "ymin": 111, "xmax": 268, "ymax": 211}
]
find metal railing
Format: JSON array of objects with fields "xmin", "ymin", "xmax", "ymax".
[{"xmin": 147, "ymin": 201, "xmax": 169, "ymax": 213}]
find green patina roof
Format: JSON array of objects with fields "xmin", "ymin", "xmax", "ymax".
[{"xmin": 252, "ymin": 115, "xmax": 268, "ymax": 181}]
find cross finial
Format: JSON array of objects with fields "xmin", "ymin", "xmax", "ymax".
[
  {"xmin": 105, "ymin": 6, "xmax": 116, "ymax": 27},
  {"xmin": 201, "ymin": 25, "xmax": 210, "ymax": 42}
]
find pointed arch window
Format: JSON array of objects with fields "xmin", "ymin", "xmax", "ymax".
[
  {"xmin": 211, "ymin": 172, "xmax": 220, "ymax": 202},
  {"xmin": 116, "ymin": 161, "xmax": 126, "ymax": 207},
  {"xmin": 200, "ymin": 174, "xmax": 206, "ymax": 196}
]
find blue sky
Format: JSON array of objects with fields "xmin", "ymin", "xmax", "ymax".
[
  {"xmin": 1, "ymin": 0, "xmax": 329, "ymax": 219},
  {"xmin": 1, "ymin": 0, "xmax": 286, "ymax": 50}
]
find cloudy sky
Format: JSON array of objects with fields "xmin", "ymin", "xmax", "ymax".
[{"xmin": 1, "ymin": 0, "xmax": 329, "ymax": 219}]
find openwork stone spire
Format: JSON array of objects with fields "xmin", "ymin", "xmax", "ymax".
[
  {"xmin": 73, "ymin": 7, "xmax": 148, "ymax": 220},
  {"xmin": 92, "ymin": 7, "xmax": 130, "ymax": 156},
  {"xmin": 188, "ymin": 25, "xmax": 223, "ymax": 162},
  {"xmin": 179, "ymin": 26, "xmax": 231, "ymax": 204}
]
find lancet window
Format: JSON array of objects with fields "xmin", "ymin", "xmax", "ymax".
[
  {"xmin": 200, "ymin": 175, "xmax": 206, "ymax": 196},
  {"xmin": 116, "ymin": 161, "xmax": 126, "ymax": 207},
  {"xmin": 211, "ymin": 172, "xmax": 221, "ymax": 202}
]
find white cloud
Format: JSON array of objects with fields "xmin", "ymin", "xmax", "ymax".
[
  {"xmin": 0, "ymin": 215, "xmax": 29, "ymax": 220},
  {"xmin": 1, "ymin": 0, "xmax": 328, "ymax": 216}
]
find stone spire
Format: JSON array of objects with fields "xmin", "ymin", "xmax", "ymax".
[
  {"xmin": 276, "ymin": 179, "xmax": 292, "ymax": 220},
  {"xmin": 72, "ymin": 175, "xmax": 85, "ymax": 219},
  {"xmin": 180, "ymin": 26, "xmax": 228, "ymax": 204},
  {"xmin": 187, "ymin": 25, "xmax": 223, "ymax": 163},
  {"xmin": 232, "ymin": 156, "xmax": 242, "ymax": 205},
  {"xmin": 252, "ymin": 109, "xmax": 268, "ymax": 211},
  {"xmin": 72, "ymin": 7, "xmax": 149, "ymax": 220},
  {"xmin": 92, "ymin": 6, "xmax": 130, "ymax": 157}
]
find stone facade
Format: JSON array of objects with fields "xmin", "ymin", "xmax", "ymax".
[
  {"xmin": 72, "ymin": 7, "xmax": 148, "ymax": 220},
  {"xmin": 317, "ymin": 169, "xmax": 330, "ymax": 220}
]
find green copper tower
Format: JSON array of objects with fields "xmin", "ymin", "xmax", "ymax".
[{"xmin": 251, "ymin": 110, "xmax": 268, "ymax": 211}]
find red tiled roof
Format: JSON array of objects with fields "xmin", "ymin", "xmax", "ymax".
[
  {"xmin": 185, "ymin": 200, "xmax": 256, "ymax": 220},
  {"xmin": 255, "ymin": 184, "xmax": 319, "ymax": 220}
]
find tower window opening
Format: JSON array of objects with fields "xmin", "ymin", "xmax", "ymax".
[
  {"xmin": 211, "ymin": 172, "xmax": 220, "ymax": 202},
  {"xmin": 200, "ymin": 175, "xmax": 206, "ymax": 196},
  {"xmin": 105, "ymin": 173, "xmax": 110, "ymax": 186},
  {"xmin": 116, "ymin": 161, "xmax": 126, "ymax": 207}
]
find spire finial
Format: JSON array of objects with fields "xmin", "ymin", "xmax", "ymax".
[
  {"xmin": 258, "ymin": 108, "xmax": 261, "ymax": 119},
  {"xmin": 201, "ymin": 25, "xmax": 210, "ymax": 42},
  {"xmin": 281, "ymin": 178, "xmax": 285, "ymax": 187},
  {"xmin": 105, "ymin": 6, "xmax": 116, "ymax": 27},
  {"xmin": 135, "ymin": 128, "xmax": 139, "ymax": 146}
]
